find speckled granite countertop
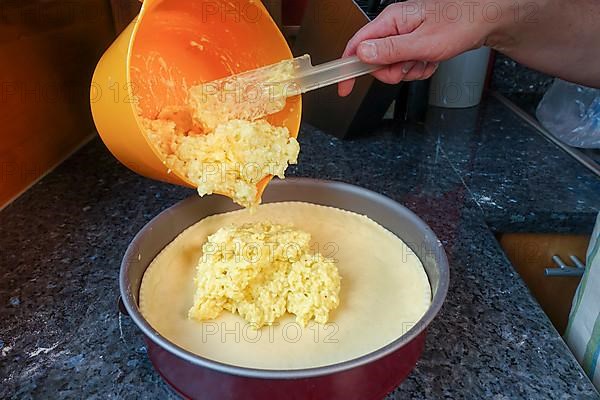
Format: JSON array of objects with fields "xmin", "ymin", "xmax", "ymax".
[{"xmin": 1, "ymin": 95, "xmax": 599, "ymax": 399}]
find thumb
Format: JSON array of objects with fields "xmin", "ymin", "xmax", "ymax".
[{"xmin": 357, "ymin": 36, "xmax": 421, "ymax": 65}]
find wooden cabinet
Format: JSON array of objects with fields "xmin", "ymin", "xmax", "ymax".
[
  {"xmin": 0, "ymin": 0, "xmax": 116, "ymax": 208},
  {"xmin": 498, "ymin": 233, "xmax": 590, "ymax": 334}
]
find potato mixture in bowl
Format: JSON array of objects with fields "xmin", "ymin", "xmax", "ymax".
[
  {"xmin": 143, "ymin": 117, "xmax": 299, "ymax": 208},
  {"xmin": 140, "ymin": 60, "xmax": 297, "ymax": 208}
]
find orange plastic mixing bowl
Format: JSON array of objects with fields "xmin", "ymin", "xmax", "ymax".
[{"xmin": 90, "ymin": 0, "xmax": 301, "ymax": 195}]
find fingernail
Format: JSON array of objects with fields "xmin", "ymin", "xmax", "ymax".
[
  {"xmin": 402, "ymin": 62, "xmax": 416, "ymax": 74},
  {"xmin": 359, "ymin": 41, "xmax": 378, "ymax": 60}
]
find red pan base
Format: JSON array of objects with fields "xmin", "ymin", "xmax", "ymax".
[{"xmin": 145, "ymin": 330, "xmax": 426, "ymax": 400}]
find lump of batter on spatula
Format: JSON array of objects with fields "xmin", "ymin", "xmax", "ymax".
[{"xmin": 187, "ymin": 58, "xmax": 295, "ymax": 133}]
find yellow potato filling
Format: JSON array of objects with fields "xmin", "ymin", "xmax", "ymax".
[
  {"xmin": 188, "ymin": 222, "xmax": 341, "ymax": 328},
  {"xmin": 143, "ymin": 117, "xmax": 299, "ymax": 208},
  {"xmin": 139, "ymin": 60, "xmax": 298, "ymax": 208}
]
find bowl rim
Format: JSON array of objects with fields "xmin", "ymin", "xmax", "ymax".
[
  {"xmin": 123, "ymin": 0, "xmax": 302, "ymax": 192},
  {"xmin": 120, "ymin": 178, "xmax": 450, "ymax": 379}
]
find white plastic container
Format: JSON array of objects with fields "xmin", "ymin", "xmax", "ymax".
[{"xmin": 428, "ymin": 47, "xmax": 491, "ymax": 108}]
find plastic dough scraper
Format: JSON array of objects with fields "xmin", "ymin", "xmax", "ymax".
[{"xmin": 193, "ymin": 55, "xmax": 382, "ymax": 126}]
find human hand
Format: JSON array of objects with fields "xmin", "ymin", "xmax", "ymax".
[{"xmin": 338, "ymin": 0, "xmax": 494, "ymax": 97}]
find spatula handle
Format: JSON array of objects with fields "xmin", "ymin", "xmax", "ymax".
[{"xmin": 291, "ymin": 55, "xmax": 382, "ymax": 95}]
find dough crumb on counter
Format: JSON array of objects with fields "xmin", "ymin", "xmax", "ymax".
[{"xmin": 188, "ymin": 222, "xmax": 341, "ymax": 328}]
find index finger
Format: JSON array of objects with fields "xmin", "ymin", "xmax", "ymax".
[{"xmin": 343, "ymin": 2, "xmax": 424, "ymax": 58}]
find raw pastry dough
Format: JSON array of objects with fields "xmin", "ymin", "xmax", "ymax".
[{"xmin": 139, "ymin": 202, "xmax": 431, "ymax": 370}]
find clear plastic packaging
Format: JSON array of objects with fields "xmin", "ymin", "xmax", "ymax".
[{"xmin": 536, "ymin": 79, "xmax": 600, "ymax": 148}]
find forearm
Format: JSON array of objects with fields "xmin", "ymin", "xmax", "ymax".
[{"xmin": 487, "ymin": 0, "xmax": 600, "ymax": 87}]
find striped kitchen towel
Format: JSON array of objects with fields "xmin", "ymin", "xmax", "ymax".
[{"xmin": 565, "ymin": 212, "xmax": 600, "ymax": 390}]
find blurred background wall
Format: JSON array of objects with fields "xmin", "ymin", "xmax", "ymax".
[{"xmin": 0, "ymin": 0, "xmax": 122, "ymax": 208}]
